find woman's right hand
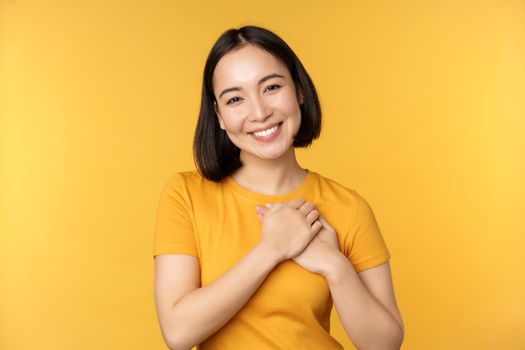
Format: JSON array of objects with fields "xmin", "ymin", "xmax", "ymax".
[{"xmin": 257, "ymin": 198, "xmax": 322, "ymax": 262}]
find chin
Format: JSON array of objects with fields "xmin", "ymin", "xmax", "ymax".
[
  {"xmin": 258, "ymin": 147, "xmax": 291, "ymax": 160},
  {"xmin": 259, "ymin": 153, "xmax": 285, "ymax": 160}
]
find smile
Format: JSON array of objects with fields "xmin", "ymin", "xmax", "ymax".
[{"xmin": 249, "ymin": 122, "xmax": 283, "ymax": 142}]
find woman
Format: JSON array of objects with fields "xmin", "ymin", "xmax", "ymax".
[{"xmin": 153, "ymin": 25, "xmax": 404, "ymax": 350}]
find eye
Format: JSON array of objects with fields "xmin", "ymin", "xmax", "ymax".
[
  {"xmin": 226, "ymin": 96, "xmax": 241, "ymax": 105},
  {"xmin": 264, "ymin": 84, "xmax": 281, "ymax": 92}
]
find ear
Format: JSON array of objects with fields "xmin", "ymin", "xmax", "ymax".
[
  {"xmin": 214, "ymin": 101, "xmax": 226, "ymax": 130},
  {"xmin": 297, "ymin": 88, "xmax": 304, "ymax": 105}
]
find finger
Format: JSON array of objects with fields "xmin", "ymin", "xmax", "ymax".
[
  {"xmin": 298, "ymin": 201, "xmax": 315, "ymax": 216},
  {"xmin": 311, "ymin": 220, "xmax": 322, "ymax": 234},
  {"xmin": 287, "ymin": 197, "xmax": 305, "ymax": 209},
  {"xmin": 305, "ymin": 209, "xmax": 319, "ymax": 225},
  {"xmin": 266, "ymin": 201, "xmax": 283, "ymax": 213},
  {"xmin": 256, "ymin": 206, "xmax": 271, "ymax": 218},
  {"xmin": 256, "ymin": 205, "xmax": 269, "ymax": 215}
]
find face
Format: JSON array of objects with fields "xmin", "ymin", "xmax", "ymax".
[{"xmin": 212, "ymin": 44, "xmax": 304, "ymax": 161}]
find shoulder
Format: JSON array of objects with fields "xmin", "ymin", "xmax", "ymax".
[
  {"xmin": 163, "ymin": 169, "xmax": 222, "ymax": 196},
  {"xmin": 164, "ymin": 169, "xmax": 199, "ymax": 187},
  {"xmin": 313, "ymin": 171, "xmax": 363, "ymax": 207}
]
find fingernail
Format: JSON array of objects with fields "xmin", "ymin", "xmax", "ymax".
[
  {"xmin": 258, "ymin": 213, "xmax": 263, "ymax": 220},
  {"xmin": 255, "ymin": 206, "xmax": 261, "ymax": 211},
  {"xmin": 265, "ymin": 203, "xmax": 271, "ymax": 207}
]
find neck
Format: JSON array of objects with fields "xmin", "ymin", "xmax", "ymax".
[{"xmin": 231, "ymin": 147, "xmax": 308, "ymax": 196}]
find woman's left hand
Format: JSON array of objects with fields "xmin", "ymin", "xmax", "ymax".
[{"xmin": 256, "ymin": 202, "xmax": 341, "ymax": 277}]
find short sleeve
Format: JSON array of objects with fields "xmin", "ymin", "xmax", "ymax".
[
  {"xmin": 346, "ymin": 192, "xmax": 390, "ymax": 272},
  {"xmin": 153, "ymin": 173, "xmax": 199, "ymax": 259}
]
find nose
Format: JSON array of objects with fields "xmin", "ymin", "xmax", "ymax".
[{"xmin": 249, "ymin": 95, "xmax": 272, "ymax": 122}]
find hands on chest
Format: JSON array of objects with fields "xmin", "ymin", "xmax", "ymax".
[{"xmin": 255, "ymin": 198, "xmax": 342, "ymax": 277}]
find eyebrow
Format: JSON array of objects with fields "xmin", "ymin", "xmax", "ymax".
[{"xmin": 218, "ymin": 73, "xmax": 285, "ymax": 99}]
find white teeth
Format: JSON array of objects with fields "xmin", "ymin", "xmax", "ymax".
[{"xmin": 253, "ymin": 124, "xmax": 279, "ymax": 137}]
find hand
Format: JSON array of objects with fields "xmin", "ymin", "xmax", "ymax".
[
  {"xmin": 257, "ymin": 198, "xmax": 323, "ymax": 262},
  {"xmin": 292, "ymin": 215, "xmax": 341, "ymax": 276},
  {"xmin": 257, "ymin": 201, "xmax": 341, "ymax": 277}
]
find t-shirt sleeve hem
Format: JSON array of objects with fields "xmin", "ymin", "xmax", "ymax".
[
  {"xmin": 352, "ymin": 251, "xmax": 391, "ymax": 273},
  {"xmin": 153, "ymin": 243, "xmax": 199, "ymax": 259}
]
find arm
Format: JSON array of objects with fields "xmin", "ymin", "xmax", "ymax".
[
  {"xmin": 325, "ymin": 255, "xmax": 404, "ymax": 350},
  {"xmin": 154, "ymin": 198, "xmax": 319, "ymax": 349},
  {"xmin": 257, "ymin": 198, "xmax": 404, "ymax": 349},
  {"xmin": 154, "ymin": 241, "xmax": 282, "ymax": 350}
]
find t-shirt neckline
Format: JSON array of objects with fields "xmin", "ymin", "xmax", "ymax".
[{"xmin": 224, "ymin": 169, "xmax": 316, "ymax": 203}]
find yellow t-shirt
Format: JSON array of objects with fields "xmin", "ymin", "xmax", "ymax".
[{"xmin": 153, "ymin": 169, "xmax": 391, "ymax": 349}]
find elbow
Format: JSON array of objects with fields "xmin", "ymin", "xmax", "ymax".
[
  {"xmin": 166, "ymin": 332, "xmax": 195, "ymax": 350},
  {"xmin": 389, "ymin": 323, "xmax": 405, "ymax": 350},
  {"xmin": 167, "ymin": 339, "xmax": 187, "ymax": 350},
  {"xmin": 385, "ymin": 322, "xmax": 404, "ymax": 350},
  {"xmin": 167, "ymin": 342, "xmax": 186, "ymax": 350},
  {"xmin": 356, "ymin": 321, "xmax": 404, "ymax": 350},
  {"xmin": 395, "ymin": 320, "xmax": 405, "ymax": 349},
  {"xmin": 160, "ymin": 312, "xmax": 192, "ymax": 350},
  {"xmin": 397, "ymin": 329, "xmax": 405, "ymax": 349},
  {"xmin": 381, "ymin": 317, "xmax": 404, "ymax": 350},
  {"xmin": 161, "ymin": 307, "xmax": 198, "ymax": 350}
]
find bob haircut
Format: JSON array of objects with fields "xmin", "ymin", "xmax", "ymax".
[{"xmin": 193, "ymin": 25, "xmax": 322, "ymax": 182}]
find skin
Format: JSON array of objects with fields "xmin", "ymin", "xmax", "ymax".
[
  {"xmin": 213, "ymin": 43, "xmax": 404, "ymax": 348},
  {"xmin": 257, "ymin": 204, "xmax": 405, "ymax": 349},
  {"xmin": 154, "ymin": 42, "xmax": 404, "ymax": 350},
  {"xmin": 258, "ymin": 205, "xmax": 340, "ymax": 276},
  {"xmin": 212, "ymin": 43, "xmax": 307, "ymax": 196}
]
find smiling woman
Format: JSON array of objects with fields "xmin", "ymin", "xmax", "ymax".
[
  {"xmin": 153, "ymin": 25, "xmax": 404, "ymax": 350},
  {"xmin": 212, "ymin": 44, "xmax": 303, "ymax": 162}
]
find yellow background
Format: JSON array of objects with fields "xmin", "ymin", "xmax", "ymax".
[{"xmin": 1, "ymin": 0, "xmax": 524, "ymax": 349}]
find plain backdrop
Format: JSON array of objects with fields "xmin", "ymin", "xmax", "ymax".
[{"xmin": 1, "ymin": 0, "xmax": 524, "ymax": 349}]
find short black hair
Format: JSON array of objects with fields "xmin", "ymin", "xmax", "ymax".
[{"xmin": 193, "ymin": 25, "xmax": 322, "ymax": 182}]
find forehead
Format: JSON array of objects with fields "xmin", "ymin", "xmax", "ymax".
[{"xmin": 212, "ymin": 44, "xmax": 290, "ymax": 89}]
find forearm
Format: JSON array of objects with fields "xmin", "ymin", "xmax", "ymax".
[
  {"xmin": 168, "ymin": 242, "xmax": 282, "ymax": 350},
  {"xmin": 325, "ymin": 253, "xmax": 403, "ymax": 350}
]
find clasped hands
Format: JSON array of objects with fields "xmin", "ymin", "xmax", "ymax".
[{"xmin": 255, "ymin": 198, "xmax": 341, "ymax": 278}]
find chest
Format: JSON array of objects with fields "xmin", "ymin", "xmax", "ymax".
[{"xmin": 191, "ymin": 196, "xmax": 332, "ymax": 316}]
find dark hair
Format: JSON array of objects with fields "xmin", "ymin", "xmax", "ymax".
[{"xmin": 193, "ymin": 25, "xmax": 322, "ymax": 182}]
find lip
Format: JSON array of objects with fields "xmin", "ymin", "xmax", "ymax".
[
  {"xmin": 249, "ymin": 122, "xmax": 282, "ymax": 142},
  {"xmin": 249, "ymin": 121, "xmax": 282, "ymax": 134}
]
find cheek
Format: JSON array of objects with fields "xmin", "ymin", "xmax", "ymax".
[
  {"xmin": 221, "ymin": 115, "xmax": 245, "ymax": 134},
  {"xmin": 277, "ymin": 100, "xmax": 302, "ymax": 135},
  {"xmin": 275, "ymin": 91, "xmax": 302, "ymax": 117}
]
